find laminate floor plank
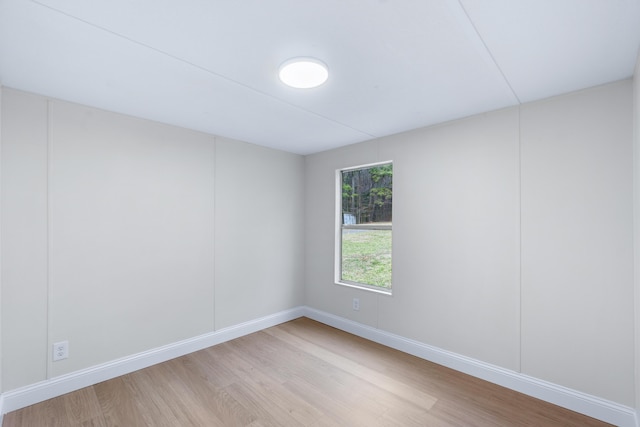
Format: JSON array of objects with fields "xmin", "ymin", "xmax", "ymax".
[
  {"xmin": 183, "ymin": 347, "xmax": 242, "ymax": 389},
  {"xmin": 232, "ymin": 331, "xmax": 399, "ymax": 424},
  {"xmin": 3, "ymin": 318, "xmax": 613, "ymax": 426},
  {"xmin": 224, "ymin": 333, "xmax": 387, "ymax": 424},
  {"xmin": 93, "ymin": 376, "xmax": 151, "ymax": 427},
  {"xmin": 3, "ymin": 388, "xmax": 106, "ymax": 427},
  {"xmin": 164, "ymin": 357, "xmax": 257, "ymax": 426},
  {"xmin": 208, "ymin": 346, "xmax": 324, "ymax": 425},
  {"xmin": 61, "ymin": 388, "xmax": 106, "ymax": 427},
  {"xmin": 281, "ymin": 370, "xmax": 387, "ymax": 427},
  {"xmin": 124, "ymin": 367, "xmax": 186, "ymax": 427},
  {"xmin": 277, "ymin": 319, "xmax": 455, "ymax": 400},
  {"xmin": 264, "ymin": 326, "xmax": 438, "ymax": 410},
  {"xmin": 262, "ymin": 327, "xmax": 443, "ymax": 426}
]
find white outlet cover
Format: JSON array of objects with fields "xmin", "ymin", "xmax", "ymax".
[{"xmin": 53, "ymin": 340, "xmax": 69, "ymax": 361}]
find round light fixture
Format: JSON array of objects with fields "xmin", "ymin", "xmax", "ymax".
[{"xmin": 278, "ymin": 57, "xmax": 328, "ymax": 89}]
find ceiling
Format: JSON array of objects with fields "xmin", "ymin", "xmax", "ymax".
[{"xmin": 1, "ymin": 0, "xmax": 639, "ymax": 155}]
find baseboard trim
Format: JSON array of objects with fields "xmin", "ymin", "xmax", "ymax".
[
  {"xmin": 1, "ymin": 306, "xmax": 305, "ymax": 415},
  {"xmin": 0, "ymin": 393, "xmax": 5, "ymax": 425},
  {"xmin": 303, "ymin": 306, "xmax": 637, "ymax": 427},
  {"xmin": 2, "ymin": 305, "xmax": 637, "ymax": 426}
]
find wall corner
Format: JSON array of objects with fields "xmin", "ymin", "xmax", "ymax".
[
  {"xmin": 0, "ymin": 83, "xmax": 4, "ymax": 396},
  {"xmin": 633, "ymin": 46, "xmax": 640, "ymax": 419}
]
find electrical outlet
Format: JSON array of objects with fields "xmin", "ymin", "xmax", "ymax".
[
  {"xmin": 352, "ymin": 298, "xmax": 360, "ymax": 311},
  {"xmin": 53, "ymin": 341, "xmax": 69, "ymax": 361}
]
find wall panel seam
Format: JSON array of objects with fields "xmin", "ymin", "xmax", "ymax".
[
  {"xmin": 45, "ymin": 99, "xmax": 52, "ymax": 380},
  {"xmin": 518, "ymin": 105, "xmax": 523, "ymax": 374}
]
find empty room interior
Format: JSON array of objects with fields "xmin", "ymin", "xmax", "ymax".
[{"xmin": 1, "ymin": 1, "xmax": 640, "ymax": 426}]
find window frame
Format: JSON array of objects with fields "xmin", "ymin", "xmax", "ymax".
[{"xmin": 335, "ymin": 161, "xmax": 393, "ymax": 295}]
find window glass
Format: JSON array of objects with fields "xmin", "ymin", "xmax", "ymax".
[{"xmin": 338, "ymin": 162, "xmax": 392, "ymax": 292}]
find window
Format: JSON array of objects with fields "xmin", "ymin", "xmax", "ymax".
[{"xmin": 336, "ymin": 162, "xmax": 392, "ymax": 293}]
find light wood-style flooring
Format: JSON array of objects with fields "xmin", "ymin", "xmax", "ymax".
[{"xmin": 3, "ymin": 318, "xmax": 612, "ymax": 426}]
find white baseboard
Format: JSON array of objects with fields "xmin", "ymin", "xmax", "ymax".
[
  {"xmin": 1, "ymin": 305, "xmax": 637, "ymax": 427},
  {"xmin": 1, "ymin": 306, "xmax": 305, "ymax": 415},
  {"xmin": 303, "ymin": 306, "xmax": 637, "ymax": 427}
]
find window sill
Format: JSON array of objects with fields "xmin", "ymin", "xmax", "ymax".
[{"xmin": 335, "ymin": 280, "xmax": 392, "ymax": 296}]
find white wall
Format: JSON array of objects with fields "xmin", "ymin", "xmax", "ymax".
[
  {"xmin": 305, "ymin": 80, "xmax": 635, "ymax": 406},
  {"xmin": 0, "ymin": 79, "xmax": 636, "ymax": 412},
  {"xmin": 47, "ymin": 100, "xmax": 217, "ymax": 377},
  {"xmin": 634, "ymin": 50, "xmax": 640, "ymax": 418},
  {"xmin": 0, "ymin": 88, "xmax": 305, "ymax": 390},
  {"xmin": 0, "ymin": 85, "xmax": 3, "ymax": 394},
  {"xmin": 214, "ymin": 137, "xmax": 305, "ymax": 329},
  {"xmin": 520, "ymin": 81, "xmax": 634, "ymax": 405},
  {"xmin": 1, "ymin": 89, "xmax": 48, "ymax": 389},
  {"xmin": 307, "ymin": 108, "xmax": 520, "ymax": 369},
  {"xmin": 383, "ymin": 108, "xmax": 521, "ymax": 371}
]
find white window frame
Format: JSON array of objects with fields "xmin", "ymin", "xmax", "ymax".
[{"xmin": 335, "ymin": 161, "xmax": 393, "ymax": 295}]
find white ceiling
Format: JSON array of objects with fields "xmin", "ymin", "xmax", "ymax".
[{"xmin": 1, "ymin": 0, "xmax": 639, "ymax": 155}]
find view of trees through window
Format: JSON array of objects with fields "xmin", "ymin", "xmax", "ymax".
[{"xmin": 340, "ymin": 163, "xmax": 392, "ymax": 290}]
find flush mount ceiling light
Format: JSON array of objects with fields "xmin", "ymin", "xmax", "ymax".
[{"xmin": 278, "ymin": 57, "xmax": 328, "ymax": 89}]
